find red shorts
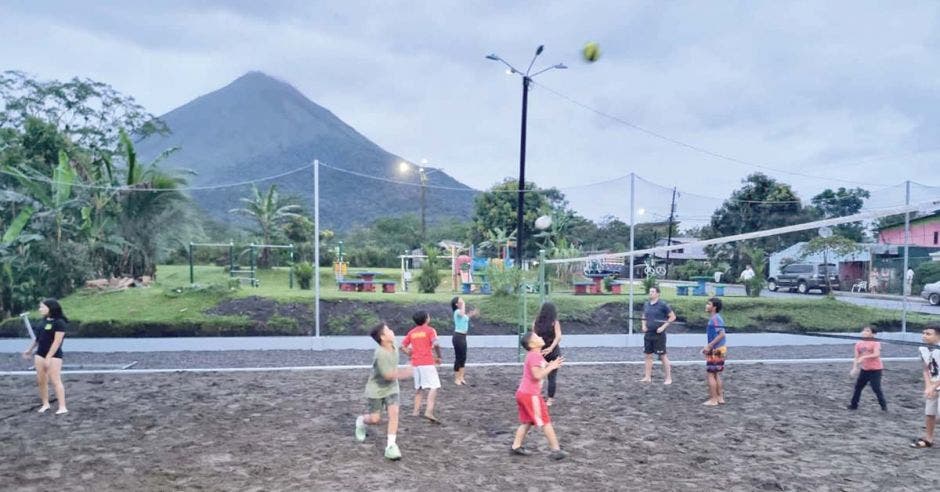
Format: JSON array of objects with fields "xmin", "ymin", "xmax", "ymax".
[{"xmin": 516, "ymin": 392, "xmax": 551, "ymax": 427}]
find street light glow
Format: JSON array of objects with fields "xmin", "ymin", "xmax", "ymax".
[
  {"xmin": 398, "ymin": 161, "xmax": 410, "ymax": 174},
  {"xmin": 638, "ymin": 208, "xmax": 646, "ymax": 216}
]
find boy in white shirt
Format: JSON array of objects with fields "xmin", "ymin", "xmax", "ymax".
[{"xmin": 912, "ymin": 326, "xmax": 940, "ymax": 449}]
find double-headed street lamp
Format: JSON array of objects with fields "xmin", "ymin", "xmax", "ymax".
[
  {"xmin": 398, "ymin": 159, "xmax": 438, "ymax": 241},
  {"xmin": 486, "ymin": 46, "xmax": 566, "ymax": 269}
]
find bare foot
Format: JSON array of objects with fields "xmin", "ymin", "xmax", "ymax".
[
  {"xmin": 702, "ymin": 400, "xmax": 719, "ymax": 406},
  {"xmin": 55, "ymin": 408, "xmax": 69, "ymax": 415},
  {"xmin": 545, "ymin": 398, "xmax": 555, "ymax": 407},
  {"xmin": 38, "ymin": 404, "xmax": 51, "ymax": 414},
  {"xmin": 423, "ymin": 414, "xmax": 440, "ymax": 424},
  {"xmin": 637, "ymin": 378, "xmax": 652, "ymax": 383},
  {"xmin": 718, "ymin": 399, "xmax": 726, "ymax": 405},
  {"xmin": 663, "ymin": 379, "xmax": 673, "ymax": 385}
]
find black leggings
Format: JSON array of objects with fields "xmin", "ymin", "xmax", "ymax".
[
  {"xmin": 850, "ymin": 369, "xmax": 887, "ymax": 409},
  {"xmin": 453, "ymin": 333, "xmax": 467, "ymax": 371},
  {"xmin": 544, "ymin": 346, "xmax": 561, "ymax": 398}
]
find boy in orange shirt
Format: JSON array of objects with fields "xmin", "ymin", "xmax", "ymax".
[{"xmin": 401, "ymin": 311, "xmax": 443, "ymax": 423}]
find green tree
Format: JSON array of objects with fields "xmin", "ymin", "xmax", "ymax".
[
  {"xmin": 479, "ymin": 226, "xmax": 517, "ymax": 258},
  {"xmin": 705, "ymin": 173, "xmax": 815, "ymax": 272},
  {"xmin": 809, "ymin": 187, "xmax": 870, "ymax": 242},
  {"xmin": 469, "ymin": 178, "xmax": 564, "ymax": 259},
  {"xmin": 229, "ymin": 184, "xmax": 302, "ymax": 268}
]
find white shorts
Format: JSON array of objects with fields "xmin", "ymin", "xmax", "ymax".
[
  {"xmin": 926, "ymin": 396, "xmax": 940, "ymax": 417},
  {"xmin": 413, "ymin": 365, "xmax": 441, "ymax": 390}
]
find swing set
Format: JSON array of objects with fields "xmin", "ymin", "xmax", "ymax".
[{"xmin": 188, "ymin": 242, "xmax": 296, "ymax": 288}]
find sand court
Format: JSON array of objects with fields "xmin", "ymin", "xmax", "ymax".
[{"xmin": 1, "ymin": 360, "xmax": 936, "ymax": 491}]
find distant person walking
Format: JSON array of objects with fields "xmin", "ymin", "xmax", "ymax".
[
  {"xmin": 532, "ymin": 302, "xmax": 562, "ymax": 406},
  {"xmin": 905, "ymin": 268, "xmax": 915, "ymax": 296},
  {"xmin": 21, "ymin": 299, "xmax": 69, "ymax": 415},
  {"xmin": 739, "ymin": 265, "xmax": 756, "ymax": 296}
]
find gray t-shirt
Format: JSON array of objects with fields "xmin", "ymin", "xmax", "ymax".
[
  {"xmin": 643, "ymin": 300, "xmax": 673, "ymax": 338},
  {"xmin": 364, "ymin": 346, "xmax": 400, "ymax": 399}
]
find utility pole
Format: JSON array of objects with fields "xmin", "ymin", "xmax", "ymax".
[{"xmin": 664, "ymin": 187, "xmax": 678, "ymax": 278}]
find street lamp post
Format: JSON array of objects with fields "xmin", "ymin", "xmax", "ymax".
[
  {"xmin": 399, "ymin": 159, "xmax": 434, "ymax": 242},
  {"xmin": 486, "ymin": 46, "xmax": 566, "ymax": 269}
]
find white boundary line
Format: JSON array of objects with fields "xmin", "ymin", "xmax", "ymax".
[{"xmin": 0, "ymin": 357, "xmax": 919, "ymax": 377}]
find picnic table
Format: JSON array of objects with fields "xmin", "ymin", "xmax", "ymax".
[
  {"xmin": 689, "ymin": 276, "xmax": 711, "ymax": 296},
  {"xmin": 356, "ymin": 271, "xmax": 380, "ymax": 292}
]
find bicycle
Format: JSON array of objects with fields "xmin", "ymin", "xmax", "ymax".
[{"xmin": 643, "ymin": 259, "xmax": 666, "ymax": 277}]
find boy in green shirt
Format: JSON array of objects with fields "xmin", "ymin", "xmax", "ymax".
[{"xmin": 355, "ymin": 322, "xmax": 413, "ymax": 460}]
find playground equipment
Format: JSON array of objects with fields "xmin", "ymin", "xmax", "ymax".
[
  {"xmin": 188, "ymin": 242, "xmax": 295, "ymax": 288},
  {"xmin": 333, "ymin": 241, "xmax": 348, "ymax": 280}
]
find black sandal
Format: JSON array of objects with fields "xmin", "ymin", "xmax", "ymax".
[{"xmin": 911, "ymin": 438, "xmax": 934, "ymax": 448}]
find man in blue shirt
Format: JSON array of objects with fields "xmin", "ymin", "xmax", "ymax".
[{"xmin": 702, "ymin": 297, "xmax": 727, "ymax": 406}]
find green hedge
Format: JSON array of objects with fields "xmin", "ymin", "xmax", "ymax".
[{"xmin": 0, "ymin": 318, "xmax": 306, "ymax": 338}]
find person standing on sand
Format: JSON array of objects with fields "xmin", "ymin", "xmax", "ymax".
[
  {"xmin": 702, "ymin": 297, "xmax": 726, "ymax": 406},
  {"xmin": 510, "ymin": 331, "xmax": 566, "ymax": 460},
  {"xmin": 355, "ymin": 323, "xmax": 413, "ymax": 460},
  {"xmin": 847, "ymin": 326, "xmax": 887, "ymax": 412},
  {"xmin": 401, "ymin": 311, "xmax": 443, "ymax": 423},
  {"xmin": 911, "ymin": 325, "xmax": 940, "ymax": 449},
  {"xmin": 451, "ymin": 297, "xmax": 478, "ymax": 386},
  {"xmin": 21, "ymin": 299, "xmax": 69, "ymax": 415},
  {"xmin": 532, "ymin": 302, "xmax": 562, "ymax": 406},
  {"xmin": 640, "ymin": 286, "xmax": 676, "ymax": 385}
]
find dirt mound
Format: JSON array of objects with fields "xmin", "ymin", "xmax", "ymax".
[{"xmin": 205, "ymin": 298, "xmax": 650, "ymax": 336}]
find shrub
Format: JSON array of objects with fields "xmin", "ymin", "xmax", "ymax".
[
  {"xmin": 674, "ymin": 261, "xmax": 712, "ymax": 280},
  {"xmin": 914, "ymin": 261, "xmax": 940, "ymax": 295},
  {"xmin": 488, "ymin": 265, "xmax": 526, "ymax": 297},
  {"xmin": 294, "ymin": 261, "xmax": 314, "ymax": 290},
  {"xmin": 417, "ymin": 246, "xmax": 443, "ymax": 293},
  {"xmin": 641, "ymin": 275, "xmax": 658, "ymax": 293}
]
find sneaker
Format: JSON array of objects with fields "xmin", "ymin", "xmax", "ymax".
[
  {"xmin": 510, "ymin": 446, "xmax": 532, "ymax": 456},
  {"xmin": 384, "ymin": 444, "xmax": 402, "ymax": 460},
  {"xmin": 549, "ymin": 449, "xmax": 568, "ymax": 460},
  {"xmin": 846, "ymin": 405, "xmax": 858, "ymax": 411},
  {"xmin": 354, "ymin": 423, "xmax": 366, "ymax": 442}
]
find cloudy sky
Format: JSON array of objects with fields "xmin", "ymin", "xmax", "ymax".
[{"xmin": 3, "ymin": 1, "xmax": 939, "ymax": 224}]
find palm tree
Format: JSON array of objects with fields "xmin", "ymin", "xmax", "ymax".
[
  {"xmin": 230, "ymin": 184, "xmax": 302, "ymax": 268},
  {"xmin": 114, "ymin": 129, "xmax": 191, "ymax": 278},
  {"xmin": 479, "ymin": 226, "xmax": 516, "ymax": 259}
]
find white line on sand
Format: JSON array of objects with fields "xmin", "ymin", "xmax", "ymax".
[{"xmin": 0, "ymin": 357, "xmax": 919, "ymax": 377}]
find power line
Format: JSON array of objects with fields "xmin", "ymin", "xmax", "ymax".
[{"xmin": 533, "ymin": 81, "xmax": 888, "ymax": 188}]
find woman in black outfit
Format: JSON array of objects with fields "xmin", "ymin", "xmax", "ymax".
[
  {"xmin": 533, "ymin": 302, "xmax": 562, "ymax": 406},
  {"xmin": 22, "ymin": 298, "xmax": 69, "ymax": 414}
]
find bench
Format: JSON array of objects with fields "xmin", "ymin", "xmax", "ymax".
[
  {"xmin": 676, "ymin": 284, "xmax": 697, "ymax": 296},
  {"xmin": 713, "ymin": 284, "xmax": 726, "ymax": 296},
  {"xmin": 461, "ymin": 282, "xmax": 492, "ymax": 295},
  {"xmin": 573, "ymin": 281, "xmax": 596, "ymax": 295},
  {"xmin": 379, "ymin": 281, "xmax": 396, "ymax": 293},
  {"xmin": 338, "ymin": 280, "xmax": 364, "ymax": 292}
]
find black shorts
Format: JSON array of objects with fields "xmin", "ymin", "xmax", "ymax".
[
  {"xmin": 643, "ymin": 334, "xmax": 667, "ymax": 355},
  {"xmin": 36, "ymin": 348, "xmax": 63, "ymax": 359}
]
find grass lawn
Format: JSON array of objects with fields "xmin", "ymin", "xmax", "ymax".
[{"xmin": 23, "ymin": 264, "xmax": 935, "ymax": 335}]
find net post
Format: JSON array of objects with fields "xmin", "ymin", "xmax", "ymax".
[
  {"xmin": 538, "ymin": 249, "xmax": 546, "ymax": 304},
  {"xmin": 314, "ymin": 159, "xmax": 321, "ymax": 339},
  {"xmin": 289, "ymin": 244, "xmax": 295, "ymax": 289},
  {"xmin": 902, "ymin": 180, "xmax": 910, "ymax": 333},
  {"xmin": 628, "ymin": 173, "xmax": 635, "ymax": 339}
]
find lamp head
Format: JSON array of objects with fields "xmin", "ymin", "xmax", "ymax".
[
  {"xmin": 535, "ymin": 45, "xmax": 544, "ymax": 56},
  {"xmin": 485, "ymin": 54, "xmax": 500, "ymax": 61}
]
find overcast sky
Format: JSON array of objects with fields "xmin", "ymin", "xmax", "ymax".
[{"xmin": 3, "ymin": 1, "xmax": 939, "ymax": 224}]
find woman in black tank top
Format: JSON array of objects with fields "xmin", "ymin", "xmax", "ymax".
[{"xmin": 533, "ymin": 302, "xmax": 562, "ymax": 406}]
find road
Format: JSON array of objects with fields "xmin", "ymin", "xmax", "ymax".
[{"xmin": 721, "ymin": 284, "xmax": 940, "ymax": 315}]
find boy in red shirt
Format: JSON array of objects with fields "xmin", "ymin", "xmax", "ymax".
[
  {"xmin": 401, "ymin": 311, "xmax": 443, "ymax": 423},
  {"xmin": 511, "ymin": 331, "xmax": 566, "ymax": 460}
]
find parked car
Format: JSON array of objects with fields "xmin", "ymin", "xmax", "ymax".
[
  {"xmin": 922, "ymin": 280, "xmax": 940, "ymax": 306},
  {"xmin": 767, "ymin": 263, "xmax": 840, "ymax": 294}
]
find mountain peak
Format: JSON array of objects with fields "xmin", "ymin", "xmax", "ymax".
[{"xmin": 136, "ymin": 73, "xmax": 474, "ymax": 229}]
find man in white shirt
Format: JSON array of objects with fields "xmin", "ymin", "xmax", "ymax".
[
  {"xmin": 739, "ymin": 265, "xmax": 755, "ymax": 296},
  {"xmin": 905, "ymin": 268, "xmax": 914, "ymax": 296}
]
